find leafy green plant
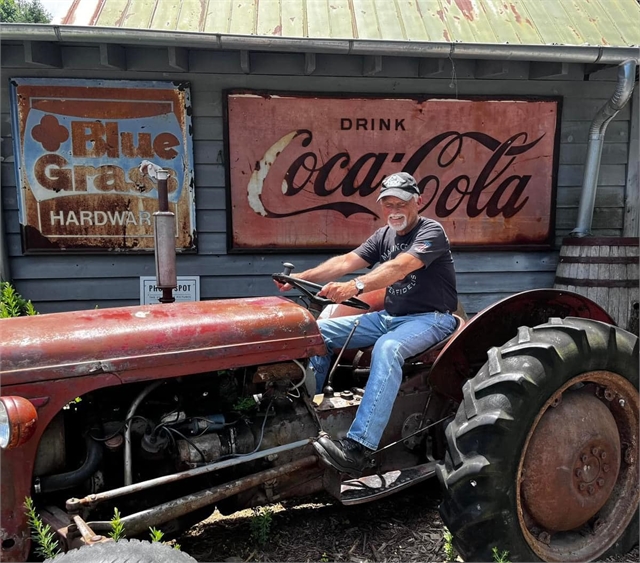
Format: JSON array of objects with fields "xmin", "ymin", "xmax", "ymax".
[
  {"xmin": 149, "ymin": 527, "xmax": 164, "ymax": 542},
  {"xmin": 233, "ymin": 396, "xmax": 257, "ymax": 412},
  {"xmin": 443, "ymin": 527, "xmax": 455, "ymax": 562},
  {"xmin": 0, "ymin": 281, "xmax": 37, "ymax": 318},
  {"xmin": 24, "ymin": 497, "xmax": 60, "ymax": 560},
  {"xmin": 249, "ymin": 507, "xmax": 273, "ymax": 546},
  {"xmin": 492, "ymin": 546, "xmax": 511, "ymax": 563},
  {"xmin": 109, "ymin": 507, "xmax": 126, "ymax": 541}
]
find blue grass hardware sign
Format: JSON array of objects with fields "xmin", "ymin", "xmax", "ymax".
[{"xmin": 10, "ymin": 78, "xmax": 196, "ymax": 253}]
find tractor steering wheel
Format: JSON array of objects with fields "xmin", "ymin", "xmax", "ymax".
[{"xmin": 273, "ymin": 264, "xmax": 370, "ymax": 311}]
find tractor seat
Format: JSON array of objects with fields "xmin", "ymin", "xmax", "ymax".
[
  {"xmin": 337, "ymin": 314, "xmax": 466, "ymax": 373},
  {"xmin": 405, "ymin": 314, "xmax": 465, "ymax": 365}
]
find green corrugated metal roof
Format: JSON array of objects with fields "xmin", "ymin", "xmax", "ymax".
[{"xmin": 62, "ymin": 0, "xmax": 640, "ymax": 47}]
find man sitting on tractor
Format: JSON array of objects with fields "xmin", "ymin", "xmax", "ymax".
[{"xmin": 275, "ymin": 172, "xmax": 458, "ymax": 476}]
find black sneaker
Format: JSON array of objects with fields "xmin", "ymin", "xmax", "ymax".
[{"xmin": 313, "ymin": 434, "xmax": 371, "ymax": 477}]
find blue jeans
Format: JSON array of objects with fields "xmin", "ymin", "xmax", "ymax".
[{"xmin": 310, "ymin": 310, "xmax": 457, "ymax": 451}]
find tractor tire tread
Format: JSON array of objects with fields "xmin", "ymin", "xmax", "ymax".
[
  {"xmin": 437, "ymin": 317, "xmax": 639, "ymax": 562},
  {"xmin": 44, "ymin": 539, "xmax": 196, "ymax": 563}
]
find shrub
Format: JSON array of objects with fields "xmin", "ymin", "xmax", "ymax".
[{"xmin": 1, "ymin": 281, "xmax": 37, "ymax": 317}]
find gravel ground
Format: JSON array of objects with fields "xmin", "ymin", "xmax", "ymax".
[{"xmin": 176, "ymin": 479, "xmax": 638, "ymax": 563}]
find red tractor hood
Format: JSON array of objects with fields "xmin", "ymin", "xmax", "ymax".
[{"xmin": 1, "ymin": 297, "xmax": 325, "ymax": 386}]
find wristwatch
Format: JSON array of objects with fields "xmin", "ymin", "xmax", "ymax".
[{"xmin": 354, "ymin": 278, "xmax": 365, "ymax": 296}]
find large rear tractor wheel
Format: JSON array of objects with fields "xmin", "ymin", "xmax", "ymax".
[{"xmin": 437, "ymin": 317, "xmax": 639, "ymax": 562}]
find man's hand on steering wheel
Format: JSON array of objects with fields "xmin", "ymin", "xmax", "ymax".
[
  {"xmin": 318, "ymin": 280, "xmax": 360, "ymax": 304},
  {"xmin": 272, "ymin": 272, "xmax": 369, "ymax": 311},
  {"xmin": 273, "ymin": 276, "xmax": 296, "ymax": 292}
]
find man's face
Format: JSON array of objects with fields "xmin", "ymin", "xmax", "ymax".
[{"xmin": 379, "ymin": 195, "xmax": 421, "ymax": 233}]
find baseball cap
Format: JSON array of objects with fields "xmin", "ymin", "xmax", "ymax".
[{"xmin": 377, "ymin": 173, "xmax": 421, "ymax": 202}]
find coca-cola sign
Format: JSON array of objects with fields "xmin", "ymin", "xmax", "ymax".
[{"xmin": 227, "ymin": 93, "xmax": 559, "ymax": 250}]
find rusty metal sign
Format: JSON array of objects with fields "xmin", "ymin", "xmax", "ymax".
[
  {"xmin": 10, "ymin": 78, "xmax": 196, "ymax": 253},
  {"xmin": 226, "ymin": 92, "xmax": 559, "ymax": 251}
]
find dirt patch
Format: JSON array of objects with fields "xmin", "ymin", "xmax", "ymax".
[
  {"xmin": 178, "ymin": 480, "xmax": 446, "ymax": 562},
  {"xmin": 177, "ymin": 479, "xmax": 638, "ymax": 563}
]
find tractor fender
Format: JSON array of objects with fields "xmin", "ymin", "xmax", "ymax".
[{"xmin": 428, "ymin": 289, "xmax": 614, "ymax": 402}]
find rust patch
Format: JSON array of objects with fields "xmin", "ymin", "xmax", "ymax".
[
  {"xmin": 454, "ymin": 0, "xmax": 475, "ymax": 21},
  {"xmin": 509, "ymin": 3, "xmax": 522, "ymax": 24}
]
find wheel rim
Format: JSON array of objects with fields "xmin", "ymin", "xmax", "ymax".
[{"xmin": 517, "ymin": 371, "xmax": 639, "ymax": 562}]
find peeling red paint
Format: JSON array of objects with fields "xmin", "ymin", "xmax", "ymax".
[
  {"xmin": 454, "ymin": 0, "xmax": 475, "ymax": 22},
  {"xmin": 273, "ymin": 24, "xmax": 282, "ymax": 35},
  {"xmin": 436, "ymin": 9, "xmax": 445, "ymax": 22},
  {"xmin": 443, "ymin": 29, "xmax": 451, "ymax": 41}
]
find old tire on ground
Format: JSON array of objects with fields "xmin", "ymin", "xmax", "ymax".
[
  {"xmin": 437, "ymin": 317, "xmax": 639, "ymax": 562},
  {"xmin": 44, "ymin": 539, "xmax": 197, "ymax": 563}
]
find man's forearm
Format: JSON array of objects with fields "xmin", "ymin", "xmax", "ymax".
[
  {"xmin": 297, "ymin": 255, "xmax": 356, "ymax": 284},
  {"xmin": 357, "ymin": 257, "xmax": 420, "ymax": 292}
]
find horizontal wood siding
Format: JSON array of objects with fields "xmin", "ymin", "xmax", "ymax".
[{"xmin": 0, "ymin": 50, "xmax": 632, "ymax": 315}]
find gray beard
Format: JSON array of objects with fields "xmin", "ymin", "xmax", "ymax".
[{"xmin": 387, "ymin": 217, "xmax": 408, "ymax": 232}]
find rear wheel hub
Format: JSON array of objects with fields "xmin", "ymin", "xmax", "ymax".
[
  {"xmin": 517, "ymin": 371, "xmax": 639, "ymax": 561},
  {"xmin": 521, "ymin": 391, "xmax": 620, "ymax": 531}
]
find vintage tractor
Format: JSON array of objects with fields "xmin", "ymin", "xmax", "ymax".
[{"xmin": 0, "ymin": 272, "xmax": 638, "ymax": 562}]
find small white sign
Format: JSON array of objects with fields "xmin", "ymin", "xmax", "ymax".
[{"xmin": 140, "ymin": 276, "xmax": 200, "ymax": 305}]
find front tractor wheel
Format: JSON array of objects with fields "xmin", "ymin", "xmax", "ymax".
[{"xmin": 437, "ymin": 317, "xmax": 639, "ymax": 562}]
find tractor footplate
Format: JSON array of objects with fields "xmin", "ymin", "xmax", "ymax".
[{"xmin": 339, "ymin": 461, "xmax": 438, "ymax": 505}]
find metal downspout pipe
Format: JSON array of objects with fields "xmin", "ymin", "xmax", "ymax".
[{"xmin": 571, "ymin": 59, "xmax": 637, "ymax": 237}]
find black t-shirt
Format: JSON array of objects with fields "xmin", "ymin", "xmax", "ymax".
[{"xmin": 354, "ymin": 217, "xmax": 458, "ymax": 316}]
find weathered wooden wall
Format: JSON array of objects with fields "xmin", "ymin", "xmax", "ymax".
[{"xmin": 1, "ymin": 46, "xmax": 635, "ymax": 314}]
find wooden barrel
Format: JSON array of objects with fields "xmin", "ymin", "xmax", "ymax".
[{"xmin": 554, "ymin": 237, "xmax": 639, "ymax": 335}]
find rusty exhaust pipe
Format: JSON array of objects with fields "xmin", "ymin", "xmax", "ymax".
[
  {"xmin": 86, "ymin": 456, "xmax": 318, "ymax": 537},
  {"xmin": 154, "ymin": 168, "xmax": 177, "ymax": 303}
]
